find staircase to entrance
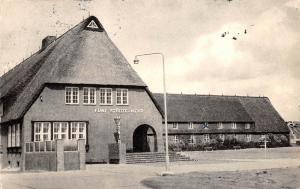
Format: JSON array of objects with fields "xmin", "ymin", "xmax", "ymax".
[{"xmin": 126, "ymin": 152, "xmax": 191, "ymax": 164}]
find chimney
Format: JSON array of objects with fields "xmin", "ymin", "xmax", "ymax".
[{"xmin": 41, "ymin": 36, "xmax": 56, "ymax": 50}]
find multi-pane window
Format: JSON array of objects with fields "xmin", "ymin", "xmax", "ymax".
[
  {"xmin": 218, "ymin": 122, "xmax": 223, "ymax": 129},
  {"xmin": 246, "ymin": 134, "xmax": 252, "ymax": 142},
  {"xmin": 99, "ymin": 88, "xmax": 112, "ymax": 105},
  {"xmin": 11, "ymin": 124, "xmax": 15, "ymax": 147},
  {"xmin": 34, "ymin": 122, "xmax": 51, "ymax": 141},
  {"xmin": 65, "ymin": 87, "xmax": 79, "ymax": 104},
  {"xmin": 8, "ymin": 125, "xmax": 11, "ymax": 147},
  {"xmin": 116, "ymin": 88, "xmax": 128, "ymax": 105},
  {"xmin": 188, "ymin": 122, "xmax": 194, "ymax": 129},
  {"xmin": 189, "ymin": 135, "xmax": 195, "ymax": 144},
  {"xmin": 7, "ymin": 124, "xmax": 21, "ymax": 147},
  {"xmin": 219, "ymin": 134, "xmax": 225, "ymax": 141},
  {"xmin": 53, "ymin": 122, "xmax": 69, "ymax": 140},
  {"xmin": 83, "ymin": 87, "xmax": 96, "ymax": 105},
  {"xmin": 245, "ymin": 123, "xmax": 251, "ymax": 129},
  {"xmin": 174, "ymin": 135, "xmax": 179, "ymax": 143},
  {"xmin": 232, "ymin": 123, "xmax": 237, "ymax": 129},
  {"xmin": 71, "ymin": 122, "xmax": 86, "ymax": 140},
  {"xmin": 172, "ymin": 123, "xmax": 178, "ymax": 129},
  {"xmin": 204, "ymin": 134, "xmax": 210, "ymax": 143}
]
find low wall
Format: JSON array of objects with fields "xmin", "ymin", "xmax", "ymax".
[
  {"xmin": 24, "ymin": 139, "xmax": 85, "ymax": 171},
  {"xmin": 25, "ymin": 152, "xmax": 56, "ymax": 171}
]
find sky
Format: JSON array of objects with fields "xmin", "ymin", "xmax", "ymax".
[{"xmin": 0, "ymin": 0, "xmax": 299, "ymax": 121}]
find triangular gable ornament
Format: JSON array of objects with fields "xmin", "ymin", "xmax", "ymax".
[{"xmin": 87, "ymin": 20, "xmax": 99, "ymax": 29}]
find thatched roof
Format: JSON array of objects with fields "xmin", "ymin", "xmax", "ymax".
[
  {"xmin": 0, "ymin": 16, "xmax": 146, "ymax": 123},
  {"xmin": 153, "ymin": 93, "xmax": 288, "ymax": 133}
]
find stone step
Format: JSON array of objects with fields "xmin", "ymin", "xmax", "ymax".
[{"xmin": 125, "ymin": 152, "xmax": 191, "ymax": 164}]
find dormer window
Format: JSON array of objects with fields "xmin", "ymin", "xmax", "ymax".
[
  {"xmin": 188, "ymin": 122, "xmax": 194, "ymax": 129},
  {"xmin": 218, "ymin": 122, "xmax": 223, "ymax": 129},
  {"xmin": 202, "ymin": 122, "xmax": 209, "ymax": 129}
]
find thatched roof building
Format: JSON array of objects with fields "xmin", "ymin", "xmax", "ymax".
[
  {"xmin": 0, "ymin": 16, "xmax": 146, "ymax": 123},
  {"xmin": 153, "ymin": 93, "xmax": 289, "ymax": 133}
]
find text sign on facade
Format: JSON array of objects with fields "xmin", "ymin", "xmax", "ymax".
[{"xmin": 94, "ymin": 108, "xmax": 144, "ymax": 113}]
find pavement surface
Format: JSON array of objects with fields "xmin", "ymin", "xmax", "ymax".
[{"xmin": 1, "ymin": 147, "xmax": 300, "ymax": 189}]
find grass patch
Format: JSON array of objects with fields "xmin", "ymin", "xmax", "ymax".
[{"xmin": 142, "ymin": 167, "xmax": 300, "ymax": 189}]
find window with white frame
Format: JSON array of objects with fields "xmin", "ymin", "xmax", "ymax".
[
  {"xmin": 204, "ymin": 134, "xmax": 210, "ymax": 143},
  {"xmin": 8, "ymin": 125, "xmax": 11, "ymax": 147},
  {"xmin": 53, "ymin": 122, "xmax": 69, "ymax": 140},
  {"xmin": 83, "ymin": 87, "xmax": 96, "ymax": 105},
  {"xmin": 189, "ymin": 135, "xmax": 195, "ymax": 144},
  {"xmin": 116, "ymin": 88, "xmax": 128, "ymax": 105},
  {"xmin": 218, "ymin": 122, "xmax": 223, "ymax": 129},
  {"xmin": 15, "ymin": 124, "xmax": 20, "ymax": 146},
  {"xmin": 188, "ymin": 122, "xmax": 194, "ymax": 129},
  {"xmin": 172, "ymin": 123, "xmax": 178, "ymax": 129},
  {"xmin": 246, "ymin": 134, "xmax": 251, "ymax": 142},
  {"xmin": 219, "ymin": 134, "xmax": 225, "ymax": 141},
  {"xmin": 174, "ymin": 135, "xmax": 179, "ymax": 143},
  {"xmin": 245, "ymin": 123, "xmax": 251, "ymax": 129},
  {"xmin": 232, "ymin": 123, "xmax": 237, "ymax": 129},
  {"xmin": 34, "ymin": 122, "xmax": 51, "ymax": 141},
  {"xmin": 11, "ymin": 124, "xmax": 15, "ymax": 147},
  {"xmin": 71, "ymin": 122, "xmax": 86, "ymax": 140},
  {"xmin": 65, "ymin": 87, "xmax": 79, "ymax": 104},
  {"xmin": 7, "ymin": 124, "xmax": 21, "ymax": 147},
  {"xmin": 99, "ymin": 88, "xmax": 112, "ymax": 105}
]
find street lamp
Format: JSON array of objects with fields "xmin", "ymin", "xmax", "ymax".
[
  {"xmin": 114, "ymin": 116, "xmax": 121, "ymax": 144},
  {"xmin": 133, "ymin": 53, "xmax": 171, "ymax": 173}
]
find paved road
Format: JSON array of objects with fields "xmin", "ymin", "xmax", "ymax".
[{"xmin": 1, "ymin": 147, "xmax": 300, "ymax": 189}]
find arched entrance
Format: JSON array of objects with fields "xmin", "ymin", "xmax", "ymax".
[{"xmin": 133, "ymin": 125, "xmax": 157, "ymax": 152}]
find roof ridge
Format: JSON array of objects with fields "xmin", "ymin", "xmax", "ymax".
[{"xmin": 153, "ymin": 92, "xmax": 268, "ymax": 98}]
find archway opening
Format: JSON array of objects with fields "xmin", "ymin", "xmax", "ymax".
[{"xmin": 133, "ymin": 125, "xmax": 157, "ymax": 153}]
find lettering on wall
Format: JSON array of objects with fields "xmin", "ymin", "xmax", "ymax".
[{"xmin": 94, "ymin": 108, "xmax": 144, "ymax": 113}]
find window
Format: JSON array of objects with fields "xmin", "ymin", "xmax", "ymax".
[
  {"xmin": 53, "ymin": 122, "xmax": 69, "ymax": 140},
  {"xmin": 8, "ymin": 125, "xmax": 11, "ymax": 147},
  {"xmin": 65, "ymin": 87, "xmax": 79, "ymax": 104},
  {"xmin": 218, "ymin": 122, "xmax": 223, "ymax": 129},
  {"xmin": 246, "ymin": 134, "xmax": 251, "ymax": 142},
  {"xmin": 204, "ymin": 134, "xmax": 210, "ymax": 143},
  {"xmin": 174, "ymin": 135, "xmax": 179, "ymax": 143},
  {"xmin": 7, "ymin": 124, "xmax": 21, "ymax": 147},
  {"xmin": 15, "ymin": 124, "xmax": 20, "ymax": 147},
  {"xmin": 34, "ymin": 122, "xmax": 51, "ymax": 141},
  {"xmin": 245, "ymin": 123, "xmax": 250, "ymax": 129},
  {"xmin": 233, "ymin": 134, "xmax": 238, "ymax": 140},
  {"xmin": 11, "ymin": 125, "xmax": 15, "ymax": 147},
  {"xmin": 172, "ymin": 123, "xmax": 178, "ymax": 129},
  {"xmin": 99, "ymin": 88, "xmax": 112, "ymax": 105},
  {"xmin": 232, "ymin": 123, "xmax": 237, "ymax": 129},
  {"xmin": 219, "ymin": 134, "xmax": 225, "ymax": 141},
  {"xmin": 83, "ymin": 87, "xmax": 96, "ymax": 105},
  {"xmin": 188, "ymin": 122, "xmax": 194, "ymax": 129},
  {"xmin": 71, "ymin": 122, "xmax": 86, "ymax": 140},
  {"xmin": 189, "ymin": 135, "xmax": 195, "ymax": 144},
  {"xmin": 202, "ymin": 122, "xmax": 209, "ymax": 129},
  {"xmin": 116, "ymin": 88, "xmax": 128, "ymax": 105}
]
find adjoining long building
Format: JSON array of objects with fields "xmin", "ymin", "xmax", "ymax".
[{"xmin": 0, "ymin": 16, "xmax": 289, "ymax": 171}]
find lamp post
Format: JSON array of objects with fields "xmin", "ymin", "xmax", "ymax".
[
  {"xmin": 114, "ymin": 116, "xmax": 121, "ymax": 144},
  {"xmin": 133, "ymin": 53, "xmax": 171, "ymax": 173}
]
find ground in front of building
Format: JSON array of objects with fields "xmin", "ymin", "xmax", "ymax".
[
  {"xmin": 142, "ymin": 167, "xmax": 300, "ymax": 189},
  {"xmin": 1, "ymin": 147, "xmax": 300, "ymax": 189}
]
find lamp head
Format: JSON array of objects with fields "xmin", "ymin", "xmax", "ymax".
[
  {"xmin": 114, "ymin": 116, "xmax": 121, "ymax": 126},
  {"xmin": 133, "ymin": 57, "xmax": 139, "ymax": 64}
]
